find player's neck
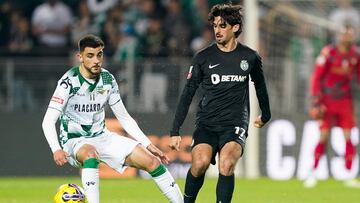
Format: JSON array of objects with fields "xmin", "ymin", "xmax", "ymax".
[
  {"xmin": 216, "ymin": 38, "xmax": 237, "ymax": 52},
  {"xmin": 338, "ymin": 43, "xmax": 352, "ymax": 53}
]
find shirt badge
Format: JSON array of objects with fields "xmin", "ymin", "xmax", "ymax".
[{"xmin": 240, "ymin": 60, "xmax": 249, "ymax": 71}]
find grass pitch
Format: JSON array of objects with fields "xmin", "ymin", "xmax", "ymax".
[{"xmin": 0, "ymin": 177, "xmax": 359, "ymax": 203}]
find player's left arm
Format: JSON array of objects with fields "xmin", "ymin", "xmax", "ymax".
[
  {"xmin": 250, "ymin": 52, "xmax": 271, "ymax": 127},
  {"xmin": 108, "ymin": 76, "xmax": 169, "ymax": 163}
]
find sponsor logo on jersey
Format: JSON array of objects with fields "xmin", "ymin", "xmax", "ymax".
[
  {"xmin": 51, "ymin": 96, "xmax": 64, "ymax": 104},
  {"xmin": 187, "ymin": 66, "xmax": 193, "ymax": 79},
  {"xmin": 208, "ymin": 63, "xmax": 220, "ymax": 69},
  {"xmin": 96, "ymin": 86, "xmax": 109, "ymax": 95},
  {"xmin": 74, "ymin": 103, "xmax": 101, "ymax": 112},
  {"xmin": 240, "ymin": 60, "xmax": 249, "ymax": 71},
  {"xmin": 60, "ymin": 76, "xmax": 72, "ymax": 89},
  {"xmin": 211, "ymin": 74, "xmax": 247, "ymax": 85}
]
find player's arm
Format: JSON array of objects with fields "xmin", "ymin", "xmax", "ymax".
[
  {"xmin": 308, "ymin": 46, "xmax": 331, "ymax": 119},
  {"xmin": 42, "ymin": 76, "xmax": 71, "ymax": 166},
  {"xmin": 110, "ymin": 100, "xmax": 169, "ymax": 164},
  {"xmin": 310, "ymin": 46, "xmax": 331, "ymax": 97},
  {"xmin": 250, "ymin": 52, "xmax": 271, "ymax": 128},
  {"xmin": 169, "ymin": 59, "xmax": 203, "ymax": 150},
  {"xmin": 109, "ymin": 76, "xmax": 169, "ymax": 163}
]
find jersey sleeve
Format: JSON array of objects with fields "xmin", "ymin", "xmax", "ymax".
[
  {"xmin": 310, "ymin": 46, "xmax": 331, "ymax": 97},
  {"xmin": 48, "ymin": 75, "xmax": 71, "ymax": 112},
  {"xmin": 250, "ymin": 52, "xmax": 271, "ymax": 123},
  {"xmin": 170, "ymin": 55, "xmax": 203, "ymax": 136},
  {"xmin": 108, "ymin": 74, "xmax": 122, "ymax": 106}
]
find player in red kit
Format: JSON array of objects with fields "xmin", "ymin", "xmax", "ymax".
[{"xmin": 304, "ymin": 24, "xmax": 360, "ymax": 188}]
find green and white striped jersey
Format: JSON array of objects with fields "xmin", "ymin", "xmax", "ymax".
[{"xmin": 48, "ymin": 67, "xmax": 121, "ymax": 146}]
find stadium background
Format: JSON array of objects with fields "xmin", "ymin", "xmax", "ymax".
[{"xmin": 1, "ymin": 0, "xmax": 360, "ymax": 181}]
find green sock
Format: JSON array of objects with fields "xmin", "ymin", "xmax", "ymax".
[{"xmin": 83, "ymin": 158, "xmax": 100, "ymax": 168}]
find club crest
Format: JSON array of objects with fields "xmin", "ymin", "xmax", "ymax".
[{"xmin": 240, "ymin": 60, "xmax": 248, "ymax": 71}]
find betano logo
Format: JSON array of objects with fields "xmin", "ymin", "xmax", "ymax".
[{"xmin": 211, "ymin": 74, "xmax": 247, "ymax": 85}]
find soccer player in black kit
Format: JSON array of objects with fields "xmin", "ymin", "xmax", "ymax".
[{"xmin": 169, "ymin": 3, "xmax": 271, "ymax": 203}]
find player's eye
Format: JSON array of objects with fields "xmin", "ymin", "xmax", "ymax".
[{"xmin": 220, "ymin": 23, "xmax": 227, "ymax": 28}]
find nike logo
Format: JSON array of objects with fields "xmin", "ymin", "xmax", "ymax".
[{"xmin": 209, "ymin": 63, "xmax": 220, "ymax": 69}]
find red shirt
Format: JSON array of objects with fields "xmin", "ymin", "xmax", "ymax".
[{"xmin": 311, "ymin": 44, "xmax": 360, "ymax": 101}]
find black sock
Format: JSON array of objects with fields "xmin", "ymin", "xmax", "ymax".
[
  {"xmin": 184, "ymin": 169, "xmax": 205, "ymax": 203},
  {"xmin": 216, "ymin": 174, "xmax": 234, "ymax": 203}
]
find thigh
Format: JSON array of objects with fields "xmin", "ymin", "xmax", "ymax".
[
  {"xmin": 96, "ymin": 132, "xmax": 139, "ymax": 173},
  {"xmin": 124, "ymin": 144, "xmax": 157, "ymax": 171},
  {"xmin": 219, "ymin": 141, "xmax": 242, "ymax": 163},
  {"xmin": 192, "ymin": 143, "xmax": 213, "ymax": 165},
  {"xmin": 219, "ymin": 127, "xmax": 247, "ymax": 157},
  {"xmin": 336, "ymin": 103, "xmax": 355, "ymax": 129},
  {"xmin": 192, "ymin": 126, "xmax": 218, "ymax": 164}
]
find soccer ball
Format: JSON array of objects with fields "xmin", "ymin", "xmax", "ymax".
[{"xmin": 53, "ymin": 183, "xmax": 86, "ymax": 203}]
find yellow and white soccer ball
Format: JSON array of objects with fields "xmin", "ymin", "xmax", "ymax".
[{"xmin": 53, "ymin": 183, "xmax": 87, "ymax": 203}]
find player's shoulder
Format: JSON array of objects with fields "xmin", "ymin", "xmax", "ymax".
[
  {"xmin": 194, "ymin": 42, "xmax": 216, "ymax": 59},
  {"xmin": 100, "ymin": 68, "xmax": 116, "ymax": 85},
  {"xmin": 319, "ymin": 44, "xmax": 336, "ymax": 57},
  {"xmin": 236, "ymin": 42, "xmax": 257, "ymax": 53},
  {"xmin": 59, "ymin": 66, "xmax": 79, "ymax": 80}
]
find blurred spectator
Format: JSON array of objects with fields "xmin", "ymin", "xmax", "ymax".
[
  {"xmin": 139, "ymin": 15, "xmax": 168, "ymax": 57},
  {"xmin": 138, "ymin": 15, "xmax": 168, "ymax": 112},
  {"xmin": 190, "ymin": 25, "xmax": 213, "ymax": 54},
  {"xmin": 103, "ymin": 5, "xmax": 125, "ymax": 54},
  {"xmin": 329, "ymin": 0, "xmax": 360, "ymax": 30},
  {"xmin": 71, "ymin": 0, "xmax": 99, "ymax": 47},
  {"xmin": 288, "ymin": 22, "xmax": 324, "ymax": 113},
  {"xmin": 134, "ymin": 0, "xmax": 165, "ymax": 37},
  {"xmin": 31, "ymin": 0, "xmax": 73, "ymax": 49},
  {"xmin": 0, "ymin": 1, "xmax": 12, "ymax": 48},
  {"xmin": 164, "ymin": 0, "xmax": 191, "ymax": 57},
  {"xmin": 87, "ymin": 0, "xmax": 118, "ymax": 15},
  {"xmin": 8, "ymin": 10, "xmax": 33, "ymax": 54}
]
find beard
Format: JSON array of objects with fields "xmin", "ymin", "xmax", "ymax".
[{"xmin": 84, "ymin": 64, "xmax": 101, "ymax": 78}]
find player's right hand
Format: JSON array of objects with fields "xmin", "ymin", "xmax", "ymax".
[
  {"xmin": 53, "ymin": 149, "xmax": 69, "ymax": 166},
  {"xmin": 169, "ymin": 136, "xmax": 181, "ymax": 151}
]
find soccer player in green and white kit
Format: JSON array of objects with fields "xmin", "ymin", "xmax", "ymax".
[{"xmin": 42, "ymin": 34, "xmax": 183, "ymax": 203}]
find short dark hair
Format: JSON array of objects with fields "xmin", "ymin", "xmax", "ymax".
[
  {"xmin": 208, "ymin": 3, "xmax": 243, "ymax": 38},
  {"xmin": 78, "ymin": 34, "xmax": 104, "ymax": 52}
]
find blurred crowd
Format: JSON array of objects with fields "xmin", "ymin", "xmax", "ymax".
[{"xmin": 0, "ymin": 0, "xmax": 241, "ymax": 59}]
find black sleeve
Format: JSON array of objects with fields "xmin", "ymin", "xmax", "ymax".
[
  {"xmin": 170, "ymin": 60, "xmax": 202, "ymax": 136},
  {"xmin": 250, "ymin": 53, "xmax": 271, "ymax": 123}
]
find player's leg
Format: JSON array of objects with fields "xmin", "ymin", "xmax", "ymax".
[
  {"xmin": 216, "ymin": 128, "xmax": 245, "ymax": 203},
  {"xmin": 183, "ymin": 127, "xmax": 215, "ymax": 203},
  {"xmin": 343, "ymin": 128, "xmax": 356, "ymax": 170},
  {"xmin": 184, "ymin": 143, "xmax": 212, "ymax": 203},
  {"xmin": 125, "ymin": 144, "xmax": 183, "ymax": 203},
  {"xmin": 313, "ymin": 129, "xmax": 329, "ymax": 169},
  {"xmin": 76, "ymin": 144, "xmax": 100, "ymax": 203},
  {"xmin": 303, "ymin": 128, "xmax": 329, "ymax": 188}
]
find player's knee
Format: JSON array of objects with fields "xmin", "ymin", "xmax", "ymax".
[
  {"xmin": 145, "ymin": 155, "xmax": 161, "ymax": 172},
  {"xmin": 76, "ymin": 144, "xmax": 98, "ymax": 163},
  {"xmin": 219, "ymin": 159, "xmax": 236, "ymax": 176},
  {"xmin": 192, "ymin": 158, "xmax": 210, "ymax": 175}
]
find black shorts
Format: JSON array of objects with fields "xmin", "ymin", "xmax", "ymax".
[{"xmin": 192, "ymin": 125, "xmax": 247, "ymax": 165}]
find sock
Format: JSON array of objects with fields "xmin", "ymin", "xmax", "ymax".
[
  {"xmin": 345, "ymin": 140, "xmax": 355, "ymax": 170},
  {"xmin": 149, "ymin": 164, "xmax": 183, "ymax": 203},
  {"xmin": 216, "ymin": 174, "xmax": 234, "ymax": 203},
  {"xmin": 81, "ymin": 158, "xmax": 100, "ymax": 203},
  {"xmin": 313, "ymin": 142, "xmax": 325, "ymax": 169},
  {"xmin": 183, "ymin": 169, "xmax": 205, "ymax": 203}
]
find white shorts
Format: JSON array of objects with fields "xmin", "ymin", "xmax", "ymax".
[{"xmin": 63, "ymin": 131, "xmax": 139, "ymax": 173}]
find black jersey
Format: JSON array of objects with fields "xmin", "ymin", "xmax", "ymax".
[{"xmin": 170, "ymin": 43, "xmax": 271, "ymax": 136}]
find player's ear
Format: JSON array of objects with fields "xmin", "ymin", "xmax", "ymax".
[
  {"xmin": 77, "ymin": 52, "xmax": 83, "ymax": 63},
  {"xmin": 232, "ymin": 24, "xmax": 240, "ymax": 34}
]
